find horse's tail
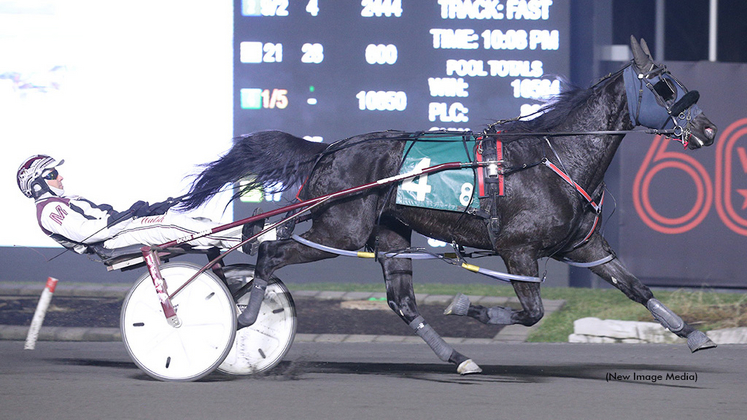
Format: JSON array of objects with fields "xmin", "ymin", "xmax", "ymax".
[{"xmin": 179, "ymin": 130, "xmax": 328, "ymax": 210}]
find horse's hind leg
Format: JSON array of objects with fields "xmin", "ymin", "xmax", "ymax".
[
  {"xmin": 445, "ymin": 252, "xmax": 545, "ymax": 327},
  {"xmin": 376, "ymin": 221, "xmax": 481, "ymax": 374},
  {"xmin": 236, "ymin": 235, "xmax": 338, "ymax": 328},
  {"xmin": 238, "ymin": 197, "xmax": 380, "ymax": 328},
  {"xmin": 562, "ymin": 233, "xmax": 716, "ymax": 352}
]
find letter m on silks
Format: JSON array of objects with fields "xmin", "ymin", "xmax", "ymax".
[{"xmin": 49, "ymin": 205, "xmax": 68, "ymax": 225}]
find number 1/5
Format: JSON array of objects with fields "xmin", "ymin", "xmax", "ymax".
[{"xmin": 261, "ymin": 89, "xmax": 288, "ymax": 109}]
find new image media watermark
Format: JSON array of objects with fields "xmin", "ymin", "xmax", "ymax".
[{"xmin": 606, "ymin": 371, "xmax": 698, "ymax": 384}]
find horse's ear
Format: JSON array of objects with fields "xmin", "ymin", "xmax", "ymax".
[
  {"xmin": 630, "ymin": 35, "xmax": 653, "ymax": 71},
  {"xmin": 640, "ymin": 38, "xmax": 655, "ymax": 60}
]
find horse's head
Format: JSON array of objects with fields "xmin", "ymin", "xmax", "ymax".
[{"xmin": 624, "ymin": 36, "xmax": 717, "ymax": 150}]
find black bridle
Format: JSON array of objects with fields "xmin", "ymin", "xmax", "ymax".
[
  {"xmin": 623, "ymin": 61, "xmax": 703, "ymax": 147},
  {"xmin": 480, "ymin": 61, "xmax": 701, "ymax": 146}
]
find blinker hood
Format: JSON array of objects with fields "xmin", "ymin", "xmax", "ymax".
[{"xmin": 623, "ymin": 65, "xmax": 702, "ymax": 130}]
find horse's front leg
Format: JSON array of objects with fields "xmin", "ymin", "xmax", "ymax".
[
  {"xmin": 445, "ymin": 252, "xmax": 545, "ymax": 327},
  {"xmin": 563, "ymin": 233, "xmax": 716, "ymax": 352},
  {"xmin": 588, "ymin": 257, "xmax": 716, "ymax": 351},
  {"xmin": 376, "ymin": 223, "xmax": 481, "ymax": 374}
]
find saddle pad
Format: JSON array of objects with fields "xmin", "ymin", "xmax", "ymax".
[{"xmin": 396, "ymin": 135, "xmax": 479, "ymax": 212}]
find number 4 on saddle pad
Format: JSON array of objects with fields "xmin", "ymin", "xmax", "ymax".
[{"xmin": 396, "ymin": 135, "xmax": 479, "ymax": 212}]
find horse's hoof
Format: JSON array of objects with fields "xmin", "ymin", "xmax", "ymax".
[
  {"xmin": 236, "ymin": 319, "xmax": 252, "ymax": 330},
  {"xmin": 687, "ymin": 330, "xmax": 717, "ymax": 352},
  {"xmin": 444, "ymin": 293, "xmax": 470, "ymax": 316},
  {"xmin": 457, "ymin": 359, "xmax": 482, "ymax": 375}
]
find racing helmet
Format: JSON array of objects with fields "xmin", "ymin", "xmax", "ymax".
[{"xmin": 17, "ymin": 155, "xmax": 65, "ymax": 199}]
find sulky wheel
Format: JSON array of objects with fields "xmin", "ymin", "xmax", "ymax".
[
  {"xmin": 218, "ymin": 264, "xmax": 297, "ymax": 375},
  {"xmin": 121, "ymin": 262, "xmax": 237, "ymax": 381}
]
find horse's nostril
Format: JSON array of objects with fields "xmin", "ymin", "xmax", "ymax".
[{"xmin": 705, "ymin": 127, "xmax": 716, "ymax": 140}]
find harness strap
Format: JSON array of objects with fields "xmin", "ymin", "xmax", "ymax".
[
  {"xmin": 562, "ymin": 254, "xmax": 615, "ymax": 268},
  {"xmin": 541, "ymin": 159, "xmax": 601, "ymax": 212},
  {"xmin": 475, "ymin": 136, "xmax": 504, "ymax": 197},
  {"xmin": 474, "ymin": 134, "xmax": 505, "ymax": 245},
  {"xmin": 290, "ymin": 234, "xmax": 542, "ymax": 283},
  {"xmin": 541, "ymin": 158, "xmax": 605, "ymax": 248},
  {"xmin": 577, "ymin": 191, "xmax": 604, "ymax": 245}
]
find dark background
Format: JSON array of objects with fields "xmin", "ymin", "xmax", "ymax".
[{"xmin": 3, "ymin": 0, "xmax": 745, "ymax": 289}]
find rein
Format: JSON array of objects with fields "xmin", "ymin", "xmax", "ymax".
[
  {"xmin": 481, "ymin": 127, "xmax": 676, "ymax": 138},
  {"xmin": 380, "ymin": 127, "xmax": 678, "ymax": 141}
]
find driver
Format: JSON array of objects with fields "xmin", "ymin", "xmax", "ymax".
[{"xmin": 17, "ymin": 154, "xmax": 244, "ymax": 251}]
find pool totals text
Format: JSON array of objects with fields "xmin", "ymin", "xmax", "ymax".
[{"xmin": 234, "ymin": 0, "xmax": 569, "ymax": 141}]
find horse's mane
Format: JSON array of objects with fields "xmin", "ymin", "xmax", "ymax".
[{"xmin": 489, "ymin": 74, "xmax": 614, "ymax": 136}]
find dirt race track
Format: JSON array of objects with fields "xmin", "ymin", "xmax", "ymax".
[{"xmin": 1, "ymin": 340, "xmax": 745, "ymax": 420}]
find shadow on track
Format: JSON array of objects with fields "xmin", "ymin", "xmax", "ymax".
[{"xmin": 49, "ymin": 358, "xmax": 716, "ymax": 388}]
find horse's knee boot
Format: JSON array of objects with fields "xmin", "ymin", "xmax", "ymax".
[
  {"xmin": 443, "ymin": 293, "xmax": 470, "ymax": 316},
  {"xmin": 237, "ymin": 277, "xmax": 268, "ymax": 329},
  {"xmin": 646, "ymin": 298, "xmax": 684, "ymax": 333},
  {"xmin": 647, "ymin": 298, "xmax": 717, "ymax": 352}
]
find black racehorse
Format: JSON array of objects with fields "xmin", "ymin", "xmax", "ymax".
[{"xmin": 182, "ymin": 38, "xmax": 718, "ymax": 374}]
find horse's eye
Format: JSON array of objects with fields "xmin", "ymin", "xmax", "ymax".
[{"xmin": 653, "ymin": 79, "xmax": 675, "ymax": 101}]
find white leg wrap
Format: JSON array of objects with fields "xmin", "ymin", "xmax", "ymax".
[{"xmin": 409, "ymin": 316, "xmax": 453, "ymax": 362}]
